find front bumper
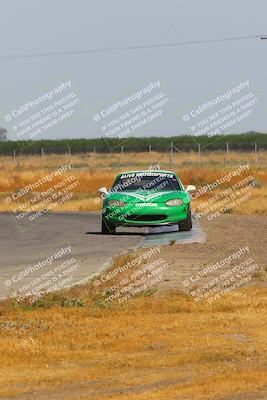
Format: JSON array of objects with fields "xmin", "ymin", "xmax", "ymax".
[{"xmin": 102, "ymin": 203, "xmax": 189, "ymax": 227}]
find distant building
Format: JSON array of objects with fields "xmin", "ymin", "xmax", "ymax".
[{"xmin": 0, "ymin": 128, "xmax": 7, "ymax": 141}]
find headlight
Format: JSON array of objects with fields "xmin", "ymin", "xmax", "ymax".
[
  {"xmin": 108, "ymin": 200, "xmax": 127, "ymax": 207},
  {"xmin": 166, "ymin": 199, "xmax": 184, "ymax": 206}
]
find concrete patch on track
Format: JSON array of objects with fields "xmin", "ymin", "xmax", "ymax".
[{"xmin": 139, "ymin": 217, "xmax": 206, "ymax": 248}]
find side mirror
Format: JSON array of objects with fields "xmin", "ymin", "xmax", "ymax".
[
  {"xmin": 98, "ymin": 187, "xmax": 108, "ymax": 196},
  {"xmin": 186, "ymin": 184, "xmax": 196, "ymax": 193}
]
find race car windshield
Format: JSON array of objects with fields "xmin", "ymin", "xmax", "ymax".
[{"xmin": 112, "ymin": 173, "xmax": 182, "ymax": 192}]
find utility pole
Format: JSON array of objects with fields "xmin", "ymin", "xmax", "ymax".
[
  {"xmin": 225, "ymin": 142, "xmax": 229, "ymax": 166},
  {"xmin": 41, "ymin": 147, "xmax": 44, "ymax": 166},
  {"xmin": 170, "ymin": 142, "xmax": 173, "ymax": 168},
  {"xmin": 198, "ymin": 143, "xmax": 201, "ymax": 165},
  {"xmin": 13, "ymin": 149, "xmax": 17, "ymax": 167},
  {"xmin": 68, "ymin": 146, "xmax": 71, "ymax": 166},
  {"xmin": 255, "ymin": 141, "xmax": 258, "ymax": 165}
]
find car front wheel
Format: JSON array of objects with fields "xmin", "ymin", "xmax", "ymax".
[
  {"xmin": 102, "ymin": 218, "xmax": 116, "ymax": 234},
  {"xmin": 179, "ymin": 211, "xmax": 192, "ymax": 231}
]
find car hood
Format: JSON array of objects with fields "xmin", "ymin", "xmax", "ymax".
[{"xmin": 105, "ymin": 190, "xmax": 190, "ymax": 204}]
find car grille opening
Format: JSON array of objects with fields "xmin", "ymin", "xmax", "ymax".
[{"xmin": 125, "ymin": 214, "xmax": 167, "ymax": 222}]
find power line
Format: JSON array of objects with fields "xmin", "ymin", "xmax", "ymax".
[{"xmin": 0, "ymin": 34, "xmax": 265, "ymax": 60}]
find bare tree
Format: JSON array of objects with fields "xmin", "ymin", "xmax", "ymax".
[{"xmin": 0, "ymin": 128, "xmax": 7, "ymax": 141}]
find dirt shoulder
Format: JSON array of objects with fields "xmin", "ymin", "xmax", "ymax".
[{"xmin": 153, "ymin": 214, "xmax": 267, "ymax": 292}]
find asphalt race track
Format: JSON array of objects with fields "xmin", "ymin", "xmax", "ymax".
[{"xmin": 0, "ymin": 212, "xmax": 205, "ymax": 299}]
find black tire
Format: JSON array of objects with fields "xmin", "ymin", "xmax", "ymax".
[
  {"xmin": 179, "ymin": 211, "xmax": 192, "ymax": 231},
  {"xmin": 102, "ymin": 218, "xmax": 116, "ymax": 234}
]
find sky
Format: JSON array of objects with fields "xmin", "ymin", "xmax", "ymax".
[{"xmin": 0, "ymin": 0, "xmax": 267, "ymax": 144}]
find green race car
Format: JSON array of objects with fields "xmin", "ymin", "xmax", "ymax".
[{"xmin": 99, "ymin": 170, "xmax": 196, "ymax": 234}]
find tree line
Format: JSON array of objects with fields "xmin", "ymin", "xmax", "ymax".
[{"xmin": 0, "ymin": 133, "xmax": 266, "ymax": 155}]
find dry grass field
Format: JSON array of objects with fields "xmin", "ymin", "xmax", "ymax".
[
  {"xmin": 0, "ymin": 150, "xmax": 267, "ymax": 215},
  {"xmin": 0, "ymin": 253, "xmax": 266, "ymax": 400}
]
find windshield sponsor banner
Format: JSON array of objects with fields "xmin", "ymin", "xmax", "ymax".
[{"xmin": 120, "ymin": 172, "xmax": 173, "ymax": 179}]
